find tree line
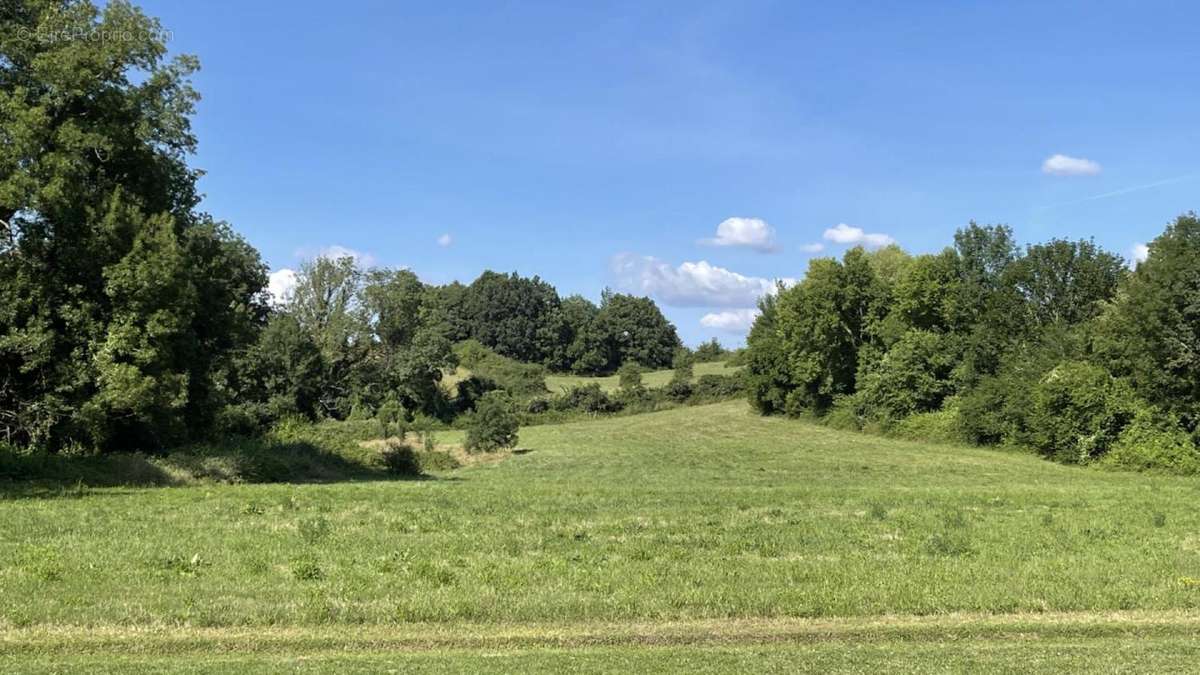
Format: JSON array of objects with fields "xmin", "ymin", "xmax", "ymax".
[
  {"xmin": 745, "ymin": 216, "xmax": 1200, "ymax": 473},
  {"xmin": 0, "ymin": 1, "xmax": 680, "ymax": 452}
]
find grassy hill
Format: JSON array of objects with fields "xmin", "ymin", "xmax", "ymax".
[
  {"xmin": 4, "ymin": 401, "xmax": 1200, "ymax": 671},
  {"xmin": 442, "ymin": 359, "xmax": 741, "ymax": 397},
  {"xmin": 545, "ymin": 360, "xmax": 740, "ymax": 393}
]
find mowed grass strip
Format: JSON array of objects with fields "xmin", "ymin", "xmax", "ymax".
[
  {"xmin": 6, "ymin": 612, "xmax": 1200, "ymax": 655},
  {"xmin": 2, "ymin": 401, "xmax": 1200, "ymax": 630},
  {"xmin": 5, "ymin": 614, "xmax": 1200, "ymax": 673}
]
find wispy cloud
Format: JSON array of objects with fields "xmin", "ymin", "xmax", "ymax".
[
  {"xmin": 1035, "ymin": 174, "xmax": 1200, "ymax": 211},
  {"xmin": 437, "ymin": 233, "xmax": 453, "ymax": 247},
  {"xmin": 799, "ymin": 242, "xmax": 825, "ymax": 253}
]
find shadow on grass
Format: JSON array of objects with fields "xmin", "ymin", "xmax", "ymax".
[{"xmin": 0, "ymin": 439, "xmax": 440, "ymax": 500}]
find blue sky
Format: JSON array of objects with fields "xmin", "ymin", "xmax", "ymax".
[{"xmin": 141, "ymin": 0, "xmax": 1200, "ymax": 345}]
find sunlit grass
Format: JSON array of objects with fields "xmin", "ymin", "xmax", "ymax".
[
  {"xmin": 545, "ymin": 360, "xmax": 740, "ymax": 393},
  {"xmin": 3, "ymin": 400, "xmax": 1200, "ymax": 669}
]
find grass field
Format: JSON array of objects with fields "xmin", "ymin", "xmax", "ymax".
[
  {"xmin": 3, "ymin": 401, "xmax": 1200, "ymax": 671},
  {"xmin": 544, "ymin": 360, "xmax": 740, "ymax": 393}
]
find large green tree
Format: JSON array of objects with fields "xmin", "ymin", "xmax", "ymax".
[
  {"xmin": 771, "ymin": 249, "xmax": 887, "ymax": 413},
  {"xmin": 1096, "ymin": 213, "xmax": 1200, "ymax": 426},
  {"xmin": 572, "ymin": 291, "xmax": 681, "ymax": 374},
  {"xmin": 0, "ymin": 1, "xmax": 267, "ymax": 449},
  {"xmin": 459, "ymin": 271, "xmax": 560, "ymax": 363}
]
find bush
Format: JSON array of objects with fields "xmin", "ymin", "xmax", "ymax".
[
  {"xmin": 857, "ymin": 330, "xmax": 957, "ymax": 425},
  {"xmin": 617, "ymin": 362, "xmax": 644, "ymax": 391},
  {"xmin": 1028, "ymin": 361, "xmax": 1140, "ymax": 464},
  {"xmin": 891, "ymin": 403, "xmax": 964, "ymax": 445},
  {"xmin": 526, "ymin": 397, "xmax": 550, "ymax": 414},
  {"xmin": 1099, "ymin": 409, "xmax": 1200, "ymax": 475},
  {"xmin": 823, "ymin": 394, "xmax": 866, "ymax": 431},
  {"xmin": 553, "ymin": 383, "xmax": 622, "ymax": 414},
  {"xmin": 956, "ymin": 325, "xmax": 1087, "ymax": 447},
  {"xmin": 380, "ymin": 441, "xmax": 422, "ymax": 476},
  {"xmin": 452, "ymin": 375, "xmax": 499, "ymax": 414},
  {"xmin": 452, "ymin": 341, "xmax": 548, "ymax": 398},
  {"xmin": 694, "ymin": 338, "xmax": 727, "ymax": 362},
  {"xmin": 464, "ymin": 391, "xmax": 520, "ymax": 453},
  {"xmin": 672, "ymin": 348, "xmax": 695, "ymax": 381},
  {"xmin": 453, "ymin": 339, "xmax": 493, "ymax": 369},
  {"xmin": 664, "ymin": 376, "xmax": 693, "ymax": 402},
  {"xmin": 690, "ymin": 373, "xmax": 745, "ymax": 401},
  {"xmin": 376, "ymin": 397, "xmax": 405, "ymax": 438},
  {"xmin": 957, "ymin": 376, "xmax": 1018, "ymax": 445}
]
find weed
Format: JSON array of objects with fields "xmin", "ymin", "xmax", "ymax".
[
  {"xmin": 868, "ymin": 502, "xmax": 888, "ymax": 520},
  {"xmin": 290, "ymin": 557, "xmax": 324, "ymax": 581},
  {"xmin": 298, "ymin": 516, "xmax": 332, "ymax": 545}
]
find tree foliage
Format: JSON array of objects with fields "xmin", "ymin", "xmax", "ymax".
[
  {"xmin": 0, "ymin": 1, "xmax": 267, "ymax": 450},
  {"xmin": 742, "ymin": 218, "xmax": 1192, "ymax": 471},
  {"xmin": 464, "ymin": 391, "xmax": 519, "ymax": 453}
]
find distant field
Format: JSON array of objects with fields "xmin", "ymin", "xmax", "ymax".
[
  {"xmin": 441, "ymin": 359, "xmax": 740, "ymax": 397},
  {"xmin": 4, "ymin": 401, "xmax": 1200, "ymax": 670},
  {"xmin": 544, "ymin": 360, "xmax": 740, "ymax": 393}
]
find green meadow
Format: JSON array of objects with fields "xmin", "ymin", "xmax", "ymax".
[
  {"xmin": 4, "ymin": 401, "xmax": 1200, "ymax": 671},
  {"xmin": 544, "ymin": 360, "xmax": 740, "ymax": 393}
]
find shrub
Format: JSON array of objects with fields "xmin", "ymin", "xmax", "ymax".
[
  {"xmin": 694, "ymin": 338, "xmax": 728, "ymax": 362},
  {"xmin": 691, "ymin": 373, "xmax": 745, "ymax": 401},
  {"xmin": 553, "ymin": 384, "xmax": 622, "ymax": 414},
  {"xmin": 464, "ymin": 391, "xmax": 520, "ymax": 453},
  {"xmin": 526, "ymin": 398, "xmax": 550, "ymax": 414},
  {"xmin": 381, "ymin": 441, "xmax": 422, "ymax": 476},
  {"xmin": 664, "ymin": 376, "xmax": 693, "ymax": 402},
  {"xmin": 857, "ymin": 330, "xmax": 957, "ymax": 425},
  {"xmin": 891, "ymin": 402, "xmax": 964, "ymax": 445},
  {"xmin": 615, "ymin": 382, "xmax": 655, "ymax": 408},
  {"xmin": 452, "ymin": 375, "xmax": 498, "ymax": 414},
  {"xmin": 1099, "ymin": 409, "xmax": 1200, "ymax": 475},
  {"xmin": 957, "ymin": 376, "xmax": 1016, "ymax": 445},
  {"xmin": 823, "ymin": 394, "xmax": 866, "ymax": 431},
  {"xmin": 617, "ymin": 362, "xmax": 644, "ymax": 391},
  {"xmin": 376, "ymin": 397, "xmax": 405, "ymax": 438},
  {"xmin": 348, "ymin": 401, "xmax": 375, "ymax": 421},
  {"xmin": 451, "ymin": 341, "xmax": 548, "ymax": 398},
  {"xmin": 672, "ymin": 348, "xmax": 695, "ymax": 381},
  {"xmin": 453, "ymin": 339, "xmax": 493, "ymax": 369},
  {"xmin": 1028, "ymin": 361, "xmax": 1140, "ymax": 464}
]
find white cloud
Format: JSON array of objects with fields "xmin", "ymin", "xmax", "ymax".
[
  {"xmin": 437, "ymin": 233, "xmax": 453, "ymax": 247},
  {"xmin": 1042, "ymin": 154, "xmax": 1102, "ymax": 176},
  {"xmin": 267, "ymin": 268, "xmax": 297, "ymax": 306},
  {"xmin": 1131, "ymin": 243, "xmax": 1149, "ymax": 266},
  {"xmin": 700, "ymin": 308, "xmax": 760, "ymax": 333},
  {"xmin": 700, "ymin": 217, "xmax": 779, "ymax": 252},
  {"xmin": 799, "ymin": 242, "xmax": 825, "ymax": 253},
  {"xmin": 611, "ymin": 253, "xmax": 794, "ymax": 308},
  {"xmin": 822, "ymin": 223, "xmax": 895, "ymax": 249}
]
